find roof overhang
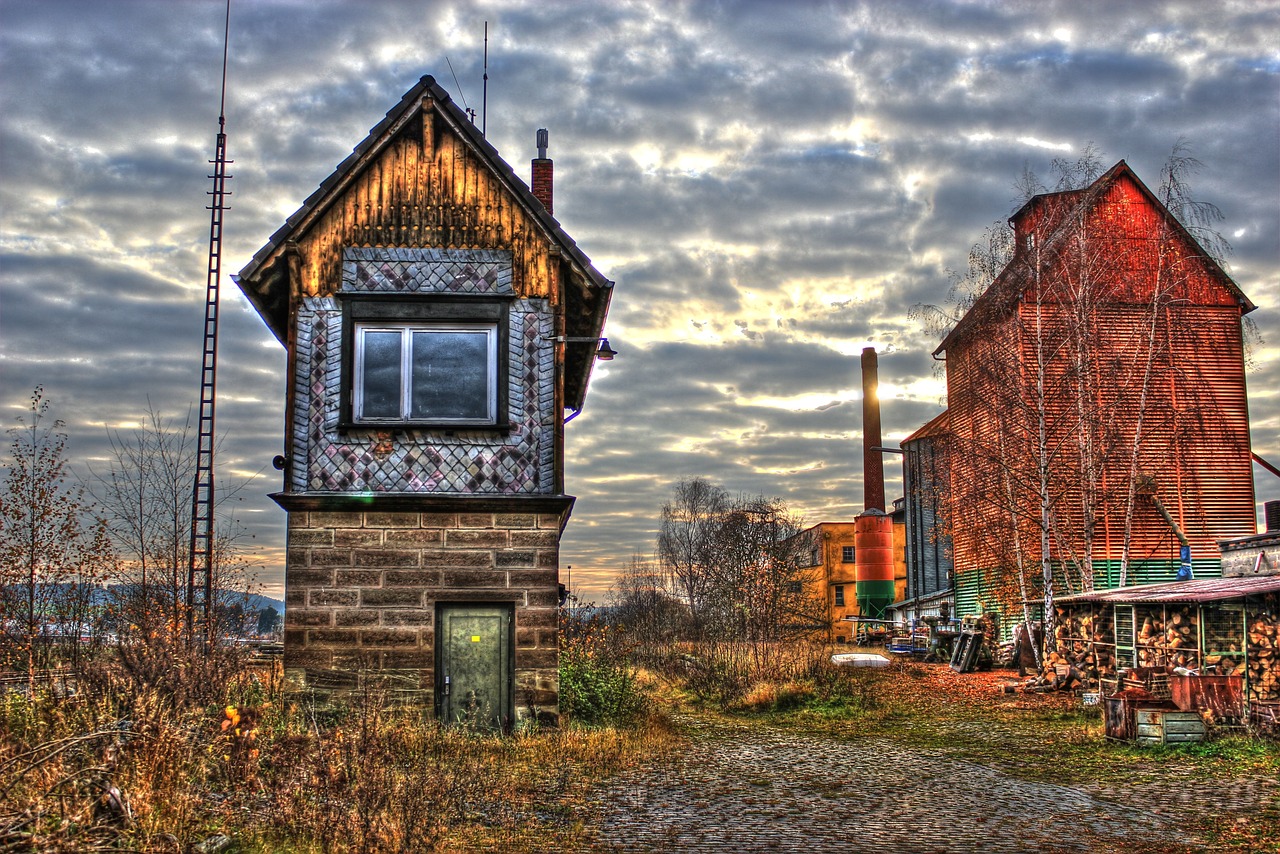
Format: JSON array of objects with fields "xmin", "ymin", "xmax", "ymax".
[{"xmin": 1053, "ymin": 575, "xmax": 1280, "ymax": 606}]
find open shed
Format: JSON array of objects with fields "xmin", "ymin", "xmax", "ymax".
[{"xmin": 1050, "ymin": 575, "xmax": 1280, "ymax": 729}]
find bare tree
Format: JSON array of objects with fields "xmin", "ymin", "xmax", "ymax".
[
  {"xmin": 90, "ymin": 406, "xmax": 197, "ymax": 628},
  {"xmin": 88, "ymin": 405, "xmax": 260, "ymax": 644},
  {"xmin": 657, "ymin": 478, "xmax": 729, "ymax": 638},
  {"xmin": 657, "ymin": 480, "xmax": 825, "ymax": 650},
  {"xmin": 704, "ymin": 496, "xmax": 825, "ymax": 651},
  {"xmin": 0, "ymin": 389, "xmax": 115, "ymax": 680},
  {"xmin": 607, "ymin": 553, "xmax": 689, "ymax": 647}
]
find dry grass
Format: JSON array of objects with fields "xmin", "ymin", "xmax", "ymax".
[
  {"xmin": 0, "ymin": 657, "xmax": 680, "ymax": 853},
  {"xmin": 7, "ymin": 640, "xmax": 1274, "ymax": 853}
]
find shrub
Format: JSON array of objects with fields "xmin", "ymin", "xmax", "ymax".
[{"xmin": 559, "ymin": 613, "xmax": 646, "ymax": 726}]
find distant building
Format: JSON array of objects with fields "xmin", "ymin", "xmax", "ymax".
[
  {"xmin": 793, "ymin": 520, "xmax": 916, "ymax": 641},
  {"xmin": 911, "ymin": 160, "xmax": 1257, "ymax": 632},
  {"xmin": 793, "ymin": 522, "xmax": 859, "ymax": 641}
]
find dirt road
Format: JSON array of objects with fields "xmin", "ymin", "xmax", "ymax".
[{"xmin": 581, "ymin": 715, "xmax": 1215, "ymax": 853}]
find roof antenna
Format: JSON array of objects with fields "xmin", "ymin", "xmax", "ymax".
[
  {"xmin": 481, "ymin": 21, "xmax": 489, "ymax": 137},
  {"xmin": 446, "ymin": 55, "xmax": 474, "ymax": 124}
]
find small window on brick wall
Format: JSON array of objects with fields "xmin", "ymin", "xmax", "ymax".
[
  {"xmin": 340, "ymin": 294, "xmax": 510, "ymax": 429},
  {"xmin": 835, "ymin": 585, "xmax": 845, "ymax": 607},
  {"xmin": 842, "ymin": 546, "xmax": 855, "ymax": 563}
]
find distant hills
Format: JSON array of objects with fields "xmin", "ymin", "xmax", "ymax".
[{"xmin": 4, "ymin": 583, "xmax": 284, "ymax": 615}]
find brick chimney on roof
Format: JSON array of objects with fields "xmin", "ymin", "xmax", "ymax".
[{"xmin": 532, "ymin": 128, "xmax": 553, "ymax": 216}]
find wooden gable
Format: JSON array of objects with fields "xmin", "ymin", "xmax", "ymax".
[{"xmin": 235, "ymin": 75, "xmax": 612, "ymax": 411}]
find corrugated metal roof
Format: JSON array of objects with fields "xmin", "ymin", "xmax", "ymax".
[
  {"xmin": 1054, "ymin": 574, "xmax": 1280, "ymax": 605},
  {"xmin": 903, "ymin": 409, "xmax": 949, "ymax": 444}
]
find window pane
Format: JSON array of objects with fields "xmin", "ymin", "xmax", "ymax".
[
  {"xmin": 410, "ymin": 330, "xmax": 491, "ymax": 420},
  {"xmin": 360, "ymin": 330, "xmax": 403, "ymax": 419}
]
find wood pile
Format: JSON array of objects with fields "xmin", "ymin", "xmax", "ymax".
[
  {"xmin": 1032, "ymin": 652, "xmax": 1082, "ymax": 691},
  {"xmin": 1136, "ymin": 605, "xmax": 1199, "ymax": 669},
  {"xmin": 1036, "ymin": 596, "xmax": 1280, "ymax": 707},
  {"xmin": 1246, "ymin": 596, "xmax": 1279, "ymax": 702},
  {"xmin": 1201, "ymin": 613, "xmax": 1245, "ymax": 678},
  {"xmin": 1050, "ymin": 606, "xmax": 1115, "ymax": 683}
]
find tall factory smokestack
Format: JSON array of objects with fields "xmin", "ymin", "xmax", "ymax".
[
  {"xmin": 855, "ymin": 346, "xmax": 895, "ymax": 620},
  {"xmin": 862, "ymin": 346, "xmax": 884, "ymax": 512}
]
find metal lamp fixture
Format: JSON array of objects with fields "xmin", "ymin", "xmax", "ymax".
[{"xmin": 552, "ymin": 336, "xmax": 617, "ymax": 361}]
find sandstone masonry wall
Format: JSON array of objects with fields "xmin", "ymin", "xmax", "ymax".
[{"xmin": 282, "ymin": 509, "xmax": 562, "ymax": 723}]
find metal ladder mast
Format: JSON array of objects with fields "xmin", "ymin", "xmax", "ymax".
[{"xmin": 187, "ymin": 2, "xmax": 232, "ymax": 643}]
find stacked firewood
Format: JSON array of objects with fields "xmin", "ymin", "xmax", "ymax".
[
  {"xmin": 1051, "ymin": 607, "xmax": 1116, "ymax": 680},
  {"xmin": 1202, "ymin": 605, "xmax": 1246, "ymax": 677},
  {"xmin": 1247, "ymin": 602, "xmax": 1279, "ymax": 701},
  {"xmin": 1136, "ymin": 605, "xmax": 1199, "ymax": 669}
]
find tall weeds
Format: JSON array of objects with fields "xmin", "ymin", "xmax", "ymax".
[
  {"xmin": 558, "ymin": 611, "xmax": 647, "ymax": 727},
  {"xmin": 1, "ymin": 634, "xmax": 677, "ymax": 852}
]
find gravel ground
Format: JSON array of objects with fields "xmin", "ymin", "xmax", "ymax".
[
  {"xmin": 581, "ymin": 717, "xmax": 1207, "ymax": 853},
  {"xmin": 573, "ymin": 668, "xmax": 1279, "ymax": 854}
]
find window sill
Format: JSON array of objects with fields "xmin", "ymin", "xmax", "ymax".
[{"xmin": 337, "ymin": 421, "xmax": 512, "ymax": 435}]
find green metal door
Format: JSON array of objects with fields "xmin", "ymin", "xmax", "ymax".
[{"xmin": 436, "ymin": 604, "xmax": 513, "ymax": 731}]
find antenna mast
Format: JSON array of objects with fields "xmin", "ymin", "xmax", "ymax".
[
  {"xmin": 188, "ymin": 0, "xmax": 233, "ymax": 646},
  {"xmin": 482, "ymin": 21, "xmax": 488, "ymax": 136}
]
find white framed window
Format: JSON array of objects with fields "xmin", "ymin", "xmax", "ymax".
[
  {"xmin": 842, "ymin": 546, "xmax": 855, "ymax": 563},
  {"xmin": 354, "ymin": 323, "xmax": 498, "ymax": 423},
  {"xmin": 340, "ymin": 294, "xmax": 510, "ymax": 429}
]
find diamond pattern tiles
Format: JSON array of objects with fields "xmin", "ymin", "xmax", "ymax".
[
  {"xmin": 341, "ymin": 247, "xmax": 514, "ymax": 294},
  {"xmin": 293, "ymin": 249, "xmax": 554, "ymax": 496}
]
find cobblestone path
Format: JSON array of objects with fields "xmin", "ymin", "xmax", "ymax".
[{"xmin": 581, "ymin": 716, "xmax": 1224, "ymax": 853}]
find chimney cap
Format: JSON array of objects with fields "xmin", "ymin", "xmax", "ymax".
[{"xmin": 536, "ymin": 128, "xmax": 549, "ymax": 160}]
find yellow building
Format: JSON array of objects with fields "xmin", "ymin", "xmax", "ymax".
[
  {"xmin": 795, "ymin": 522, "xmax": 859, "ymax": 642},
  {"xmin": 795, "ymin": 515, "xmax": 911, "ymax": 642},
  {"xmin": 891, "ymin": 499, "xmax": 908, "ymax": 604}
]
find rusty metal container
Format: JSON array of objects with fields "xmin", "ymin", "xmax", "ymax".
[{"xmin": 1169, "ymin": 673, "xmax": 1243, "ymax": 717}]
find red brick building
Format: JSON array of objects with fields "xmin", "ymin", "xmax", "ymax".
[{"xmin": 927, "ymin": 161, "xmax": 1256, "ymax": 626}]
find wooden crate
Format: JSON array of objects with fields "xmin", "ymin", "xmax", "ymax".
[
  {"xmin": 1104, "ymin": 696, "xmax": 1177, "ymax": 741},
  {"xmin": 1136, "ymin": 708, "xmax": 1206, "ymax": 746}
]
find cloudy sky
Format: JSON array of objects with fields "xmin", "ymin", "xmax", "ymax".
[{"xmin": 2, "ymin": 0, "xmax": 1277, "ymax": 601}]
